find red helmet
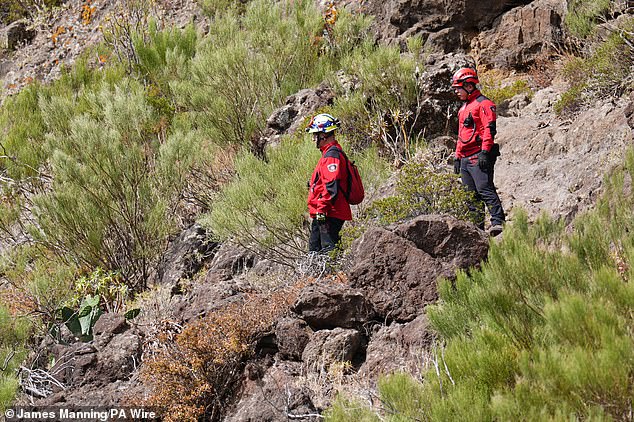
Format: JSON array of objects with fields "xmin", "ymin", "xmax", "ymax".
[{"xmin": 451, "ymin": 68, "xmax": 479, "ymax": 88}]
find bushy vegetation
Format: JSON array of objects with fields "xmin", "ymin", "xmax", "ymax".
[
  {"xmin": 564, "ymin": 0, "xmax": 612, "ymax": 39},
  {"xmin": 365, "ymin": 161, "xmax": 476, "ymax": 225},
  {"xmin": 0, "ymin": 305, "xmax": 30, "ymax": 413},
  {"xmin": 479, "ymin": 70, "xmax": 533, "ymax": 105},
  {"xmin": 336, "ymin": 158, "xmax": 477, "ymax": 253},
  {"xmin": 556, "ymin": 3, "xmax": 634, "ymax": 115},
  {"xmin": 0, "ymin": 0, "xmax": 62, "ymax": 24},
  {"xmin": 326, "ymin": 149, "xmax": 634, "ymax": 421},
  {"xmin": 326, "ymin": 36, "xmax": 422, "ymax": 162}
]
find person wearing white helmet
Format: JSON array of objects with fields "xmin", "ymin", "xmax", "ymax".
[{"xmin": 305, "ymin": 113, "xmax": 352, "ymax": 252}]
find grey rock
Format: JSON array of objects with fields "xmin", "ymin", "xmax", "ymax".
[
  {"xmin": 302, "ymin": 328, "xmax": 362, "ymax": 373},
  {"xmin": 275, "ymin": 317, "xmax": 312, "ymax": 361},
  {"xmin": 471, "ymin": 0, "xmax": 565, "ymax": 71},
  {"xmin": 292, "ymin": 283, "xmax": 376, "ymax": 330},
  {"xmin": 360, "ymin": 313, "xmax": 434, "ymax": 376},
  {"xmin": 157, "ymin": 223, "xmax": 218, "ymax": 288}
]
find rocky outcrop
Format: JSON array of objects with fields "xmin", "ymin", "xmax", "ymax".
[
  {"xmin": 348, "ymin": 215, "xmax": 489, "ymax": 322},
  {"xmin": 471, "ymin": 0, "xmax": 565, "ymax": 70},
  {"xmin": 350, "ymin": 0, "xmax": 534, "ymax": 50},
  {"xmin": 156, "ymin": 223, "xmax": 218, "ymax": 289},
  {"xmin": 495, "ymin": 87, "xmax": 634, "ymax": 223},
  {"xmin": 33, "ymin": 313, "xmax": 144, "ymax": 406}
]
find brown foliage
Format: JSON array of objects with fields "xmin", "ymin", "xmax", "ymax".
[{"xmin": 140, "ymin": 286, "xmax": 302, "ymax": 421}]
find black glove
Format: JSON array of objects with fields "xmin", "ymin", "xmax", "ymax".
[
  {"xmin": 478, "ymin": 150, "xmax": 490, "ymax": 171},
  {"xmin": 453, "ymin": 158, "xmax": 461, "ymax": 175}
]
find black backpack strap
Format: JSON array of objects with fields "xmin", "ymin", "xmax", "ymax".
[{"xmin": 324, "ymin": 145, "xmax": 342, "ymax": 159}]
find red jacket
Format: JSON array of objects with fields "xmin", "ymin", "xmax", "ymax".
[
  {"xmin": 307, "ymin": 141, "xmax": 352, "ymax": 221},
  {"xmin": 455, "ymin": 89, "xmax": 497, "ymax": 159}
]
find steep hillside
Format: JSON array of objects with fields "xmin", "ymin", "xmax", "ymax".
[{"xmin": 0, "ymin": 0, "xmax": 633, "ymax": 420}]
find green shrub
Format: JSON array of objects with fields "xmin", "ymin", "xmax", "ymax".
[
  {"xmin": 480, "ymin": 73, "xmax": 533, "ymax": 106},
  {"xmin": 328, "ymin": 40, "xmax": 422, "ymax": 162},
  {"xmin": 366, "ymin": 162, "xmax": 477, "ymax": 226},
  {"xmin": 0, "ymin": 245, "xmax": 76, "ymax": 321},
  {"xmin": 0, "ymin": 83, "xmax": 47, "ymax": 181},
  {"xmin": 0, "ymin": 305, "xmax": 30, "ymax": 412},
  {"xmin": 565, "ymin": 0, "xmax": 612, "ymax": 39},
  {"xmin": 555, "ymin": 16, "xmax": 634, "ymax": 115},
  {"xmin": 134, "ymin": 20, "xmax": 198, "ymax": 91},
  {"xmin": 33, "ymin": 79, "xmax": 198, "ymax": 288},
  {"xmin": 172, "ymin": 0, "xmax": 333, "ymax": 150}
]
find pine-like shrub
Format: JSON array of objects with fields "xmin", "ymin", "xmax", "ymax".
[
  {"xmin": 365, "ymin": 161, "xmax": 477, "ymax": 226},
  {"xmin": 32, "ymin": 79, "xmax": 199, "ymax": 288},
  {"xmin": 328, "ymin": 40, "xmax": 422, "ymax": 162},
  {"xmin": 172, "ymin": 0, "xmax": 328, "ymax": 151},
  {"xmin": 565, "ymin": 0, "xmax": 612, "ymax": 39},
  {"xmin": 0, "ymin": 304, "xmax": 30, "ymax": 412}
]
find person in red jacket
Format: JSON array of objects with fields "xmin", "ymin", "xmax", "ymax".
[
  {"xmin": 452, "ymin": 67, "xmax": 505, "ymax": 236},
  {"xmin": 306, "ymin": 113, "xmax": 352, "ymax": 253}
]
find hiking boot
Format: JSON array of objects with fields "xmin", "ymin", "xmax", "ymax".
[{"xmin": 488, "ymin": 224, "xmax": 504, "ymax": 237}]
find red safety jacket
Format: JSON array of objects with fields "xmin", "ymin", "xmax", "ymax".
[
  {"xmin": 307, "ymin": 140, "xmax": 352, "ymax": 221},
  {"xmin": 455, "ymin": 89, "xmax": 497, "ymax": 159}
]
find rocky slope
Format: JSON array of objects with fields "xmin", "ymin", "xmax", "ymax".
[{"xmin": 3, "ymin": 0, "xmax": 634, "ymax": 420}]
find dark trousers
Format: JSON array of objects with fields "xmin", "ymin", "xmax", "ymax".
[
  {"xmin": 459, "ymin": 156, "xmax": 505, "ymax": 229},
  {"xmin": 308, "ymin": 217, "xmax": 345, "ymax": 253}
]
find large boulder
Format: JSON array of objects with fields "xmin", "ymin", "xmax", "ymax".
[
  {"xmin": 471, "ymin": 0, "xmax": 565, "ymax": 70},
  {"xmin": 348, "ymin": 215, "xmax": 488, "ymax": 322}
]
